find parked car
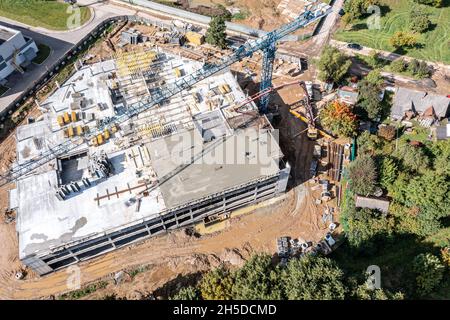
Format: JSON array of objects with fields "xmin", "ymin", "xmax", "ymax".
[
  {"xmin": 347, "ymin": 43, "xmax": 363, "ymax": 50},
  {"xmin": 338, "ymin": 9, "xmax": 345, "ymax": 16}
]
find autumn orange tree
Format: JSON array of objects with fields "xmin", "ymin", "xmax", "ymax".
[{"xmin": 320, "ymin": 100, "xmax": 358, "ymax": 137}]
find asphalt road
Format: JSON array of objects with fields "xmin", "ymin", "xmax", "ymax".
[{"xmin": 0, "ymin": 22, "xmax": 73, "ymax": 112}]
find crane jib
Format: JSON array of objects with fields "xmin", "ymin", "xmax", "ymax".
[{"xmin": 0, "ymin": 4, "xmax": 332, "ymax": 185}]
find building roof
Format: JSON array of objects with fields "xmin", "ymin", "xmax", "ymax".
[
  {"xmin": 147, "ymin": 127, "xmax": 282, "ymax": 208},
  {"xmin": 355, "ymin": 195, "xmax": 390, "ymax": 213},
  {"xmin": 337, "ymin": 86, "xmax": 359, "ymax": 105},
  {"xmin": 0, "ymin": 25, "xmax": 18, "ymax": 44},
  {"xmin": 391, "ymin": 87, "xmax": 450, "ymax": 119},
  {"xmin": 436, "ymin": 124, "xmax": 450, "ymax": 140}
]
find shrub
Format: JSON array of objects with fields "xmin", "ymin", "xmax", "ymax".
[
  {"xmin": 170, "ymin": 286, "xmax": 202, "ymax": 300},
  {"xmin": 378, "ymin": 125, "xmax": 396, "ymax": 141},
  {"xmin": 412, "ymin": 0, "xmax": 442, "ymax": 7},
  {"xmin": 389, "ymin": 32, "xmax": 418, "ymax": 48},
  {"xmin": 409, "ymin": 11, "xmax": 431, "ymax": 33},
  {"xmin": 348, "ymin": 154, "xmax": 378, "ymax": 195},
  {"xmin": 412, "ymin": 253, "xmax": 445, "ymax": 296},
  {"xmin": 390, "ymin": 59, "xmax": 408, "ymax": 73}
]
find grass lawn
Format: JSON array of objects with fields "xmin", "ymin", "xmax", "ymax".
[
  {"xmin": 334, "ymin": 0, "xmax": 450, "ymax": 64},
  {"xmin": 0, "ymin": 0, "xmax": 91, "ymax": 31},
  {"xmin": 32, "ymin": 43, "xmax": 52, "ymax": 64}
]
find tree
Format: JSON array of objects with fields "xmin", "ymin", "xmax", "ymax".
[
  {"xmin": 432, "ymin": 140, "xmax": 450, "ymax": 176},
  {"xmin": 358, "ymin": 80, "xmax": 383, "ymax": 120},
  {"xmin": 357, "ymin": 69, "xmax": 385, "ymax": 120},
  {"xmin": 365, "ymin": 69, "xmax": 384, "ymax": 87},
  {"xmin": 317, "ymin": 46, "xmax": 352, "ymax": 83},
  {"xmin": 378, "ymin": 156, "xmax": 398, "ymax": 189},
  {"xmin": 409, "ymin": 11, "xmax": 431, "ymax": 33},
  {"xmin": 205, "ymin": 16, "xmax": 227, "ymax": 49},
  {"xmin": 357, "ymin": 131, "xmax": 383, "ymax": 155},
  {"xmin": 394, "ymin": 142, "xmax": 430, "ymax": 173},
  {"xmin": 343, "ymin": 0, "xmax": 380, "ymax": 24},
  {"xmin": 378, "ymin": 125, "xmax": 396, "ymax": 141},
  {"xmin": 170, "ymin": 286, "xmax": 202, "ymax": 300},
  {"xmin": 412, "ymin": 253, "xmax": 445, "ymax": 296},
  {"xmin": 388, "ymin": 172, "xmax": 411, "ymax": 205},
  {"xmin": 231, "ymin": 254, "xmax": 283, "ymax": 300},
  {"xmin": 320, "ymin": 100, "xmax": 358, "ymax": 137},
  {"xmin": 347, "ymin": 155, "xmax": 378, "ymax": 195},
  {"xmin": 282, "ymin": 256, "xmax": 347, "ymax": 300},
  {"xmin": 345, "ymin": 207, "xmax": 394, "ymax": 251},
  {"xmin": 412, "ymin": 0, "xmax": 442, "ymax": 7},
  {"xmin": 389, "ymin": 32, "xmax": 418, "ymax": 48},
  {"xmin": 403, "ymin": 170, "xmax": 450, "ymax": 235},
  {"xmin": 352, "ymin": 282, "xmax": 404, "ymax": 300},
  {"xmin": 199, "ymin": 266, "xmax": 234, "ymax": 300}
]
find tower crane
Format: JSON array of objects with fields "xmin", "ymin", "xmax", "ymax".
[{"xmin": 0, "ymin": 2, "xmax": 332, "ymax": 186}]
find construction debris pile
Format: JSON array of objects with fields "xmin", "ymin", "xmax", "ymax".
[{"xmin": 276, "ymin": 227, "xmax": 337, "ymax": 266}]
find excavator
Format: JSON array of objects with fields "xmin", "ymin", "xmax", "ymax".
[{"xmin": 298, "ymin": 81, "xmax": 318, "ymax": 140}]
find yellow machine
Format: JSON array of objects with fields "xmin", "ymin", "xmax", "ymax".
[
  {"xmin": 185, "ymin": 31, "xmax": 204, "ymax": 45},
  {"xmin": 67, "ymin": 126, "xmax": 74, "ymax": 137},
  {"xmin": 63, "ymin": 112, "xmax": 70, "ymax": 124},
  {"xmin": 71, "ymin": 111, "xmax": 77, "ymax": 122},
  {"xmin": 57, "ymin": 115, "xmax": 64, "ymax": 127},
  {"xmin": 103, "ymin": 129, "xmax": 110, "ymax": 140},
  {"xmin": 307, "ymin": 126, "xmax": 318, "ymax": 140},
  {"xmin": 97, "ymin": 134, "xmax": 104, "ymax": 145},
  {"xmin": 174, "ymin": 68, "xmax": 182, "ymax": 78}
]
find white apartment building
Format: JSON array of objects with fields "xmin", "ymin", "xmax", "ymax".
[{"xmin": 0, "ymin": 25, "xmax": 39, "ymax": 82}]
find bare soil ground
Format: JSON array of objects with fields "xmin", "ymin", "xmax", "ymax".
[{"xmin": 0, "ymin": 182, "xmax": 336, "ymax": 299}]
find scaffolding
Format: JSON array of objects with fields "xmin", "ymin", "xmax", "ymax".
[{"xmin": 114, "ymin": 48, "xmax": 158, "ymax": 78}]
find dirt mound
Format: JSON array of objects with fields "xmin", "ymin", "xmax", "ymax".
[{"xmin": 219, "ymin": 248, "xmax": 246, "ymax": 267}]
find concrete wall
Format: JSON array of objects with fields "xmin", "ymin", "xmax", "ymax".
[
  {"xmin": 23, "ymin": 174, "xmax": 283, "ymax": 275},
  {"xmin": 0, "ymin": 57, "xmax": 15, "ymax": 80},
  {"xmin": 119, "ymin": 0, "xmax": 265, "ymax": 36}
]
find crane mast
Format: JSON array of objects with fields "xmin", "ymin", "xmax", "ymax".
[{"xmin": 0, "ymin": 2, "xmax": 332, "ymax": 186}]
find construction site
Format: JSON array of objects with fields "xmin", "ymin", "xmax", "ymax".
[{"xmin": 0, "ymin": 1, "xmax": 354, "ymax": 298}]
